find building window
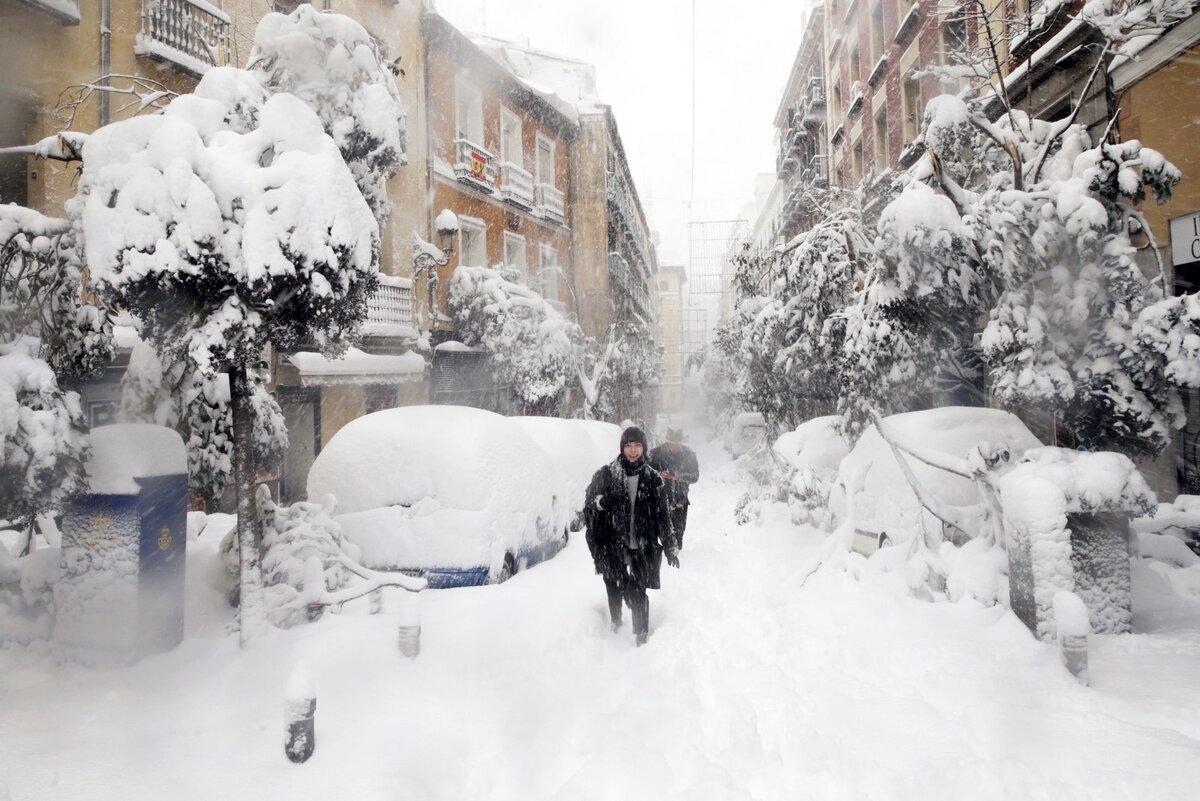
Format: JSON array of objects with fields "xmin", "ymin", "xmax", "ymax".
[
  {"xmin": 870, "ymin": 3, "xmax": 886, "ymax": 66},
  {"xmin": 850, "ymin": 43, "xmax": 861, "ymax": 86},
  {"xmin": 536, "ymin": 133, "xmax": 556, "ymax": 186},
  {"xmin": 852, "ymin": 138, "xmax": 864, "ymax": 184},
  {"xmin": 941, "ymin": 7, "xmax": 969, "ymax": 64},
  {"xmin": 459, "ymin": 216, "xmax": 487, "ymax": 267},
  {"xmin": 874, "ymin": 107, "xmax": 889, "ymax": 170},
  {"xmin": 504, "ymin": 232, "xmax": 528, "ymax": 281},
  {"xmin": 500, "ymin": 106, "xmax": 523, "ymax": 166},
  {"xmin": 539, "ymin": 243, "xmax": 559, "ymax": 301},
  {"xmin": 832, "ymin": 81, "xmax": 843, "ymax": 119},
  {"xmin": 902, "ymin": 77, "xmax": 922, "ymax": 143},
  {"xmin": 455, "ymin": 78, "xmax": 484, "ymax": 145}
]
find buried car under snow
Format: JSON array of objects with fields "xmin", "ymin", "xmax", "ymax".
[
  {"xmin": 828, "ymin": 407, "xmax": 1042, "ymax": 555},
  {"xmin": 307, "ymin": 406, "xmax": 572, "ymax": 587}
]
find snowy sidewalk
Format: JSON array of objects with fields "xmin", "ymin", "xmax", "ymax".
[{"xmin": 1, "ymin": 433, "xmax": 1198, "ymax": 800}]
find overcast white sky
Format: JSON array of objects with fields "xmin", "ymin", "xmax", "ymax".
[{"xmin": 434, "ymin": 0, "xmax": 812, "ymax": 270}]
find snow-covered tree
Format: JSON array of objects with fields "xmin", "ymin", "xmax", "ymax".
[
  {"xmin": 74, "ymin": 65, "xmax": 380, "ymax": 645},
  {"xmin": 247, "ymin": 4, "xmax": 406, "ymax": 231},
  {"xmin": 1, "ymin": 206, "xmax": 112, "ymax": 531},
  {"xmin": 448, "ymin": 264, "xmax": 583, "ymax": 413},
  {"xmin": 120, "ymin": 346, "xmax": 285, "ymax": 506},
  {"xmin": 594, "ymin": 318, "xmax": 660, "ymax": 424}
]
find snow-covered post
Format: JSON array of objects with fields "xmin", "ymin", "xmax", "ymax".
[
  {"xmin": 397, "ymin": 590, "xmax": 421, "ymax": 659},
  {"xmin": 998, "ymin": 448, "xmax": 1154, "ymax": 640},
  {"xmin": 1054, "ymin": 590, "xmax": 1091, "ymax": 684},
  {"xmin": 284, "ymin": 662, "xmax": 316, "ymax": 763}
]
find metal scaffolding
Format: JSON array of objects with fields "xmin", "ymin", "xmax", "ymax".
[{"xmin": 688, "ymin": 219, "xmax": 747, "ymax": 296}]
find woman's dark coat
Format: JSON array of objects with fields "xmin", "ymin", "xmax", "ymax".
[{"xmin": 584, "ymin": 457, "xmax": 675, "ymax": 590}]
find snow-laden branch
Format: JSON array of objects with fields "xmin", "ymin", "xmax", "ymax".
[
  {"xmin": 0, "ymin": 131, "xmax": 87, "ymax": 162},
  {"xmin": 282, "ymin": 553, "xmax": 426, "ymax": 611}
]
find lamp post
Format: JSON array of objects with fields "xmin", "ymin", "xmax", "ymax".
[{"xmin": 412, "ymin": 210, "xmax": 459, "ymax": 328}]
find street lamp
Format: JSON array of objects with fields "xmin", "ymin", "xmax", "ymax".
[{"xmin": 412, "ymin": 209, "xmax": 459, "ymax": 327}]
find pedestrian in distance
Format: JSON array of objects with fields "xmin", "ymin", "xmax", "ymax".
[
  {"xmin": 649, "ymin": 427, "xmax": 700, "ymax": 549},
  {"xmin": 584, "ymin": 426, "xmax": 679, "ymax": 646}
]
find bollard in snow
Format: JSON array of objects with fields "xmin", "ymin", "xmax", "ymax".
[
  {"xmin": 369, "ymin": 587, "xmax": 383, "ymax": 615},
  {"xmin": 284, "ymin": 662, "xmax": 316, "ymax": 763},
  {"xmin": 1054, "ymin": 591, "xmax": 1090, "ymax": 685},
  {"xmin": 397, "ymin": 590, "xmax": 421, "ymax": 659}
]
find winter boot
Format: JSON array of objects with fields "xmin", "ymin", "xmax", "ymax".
[
  {"xmin": 629, "ymin": 589, "xmax": 649, "ymax": 646},
  {"xmin": 605, "ymin": 580, "xmax": 623, "ymax": 631}
]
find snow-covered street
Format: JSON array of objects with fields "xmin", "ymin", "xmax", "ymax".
[{"xmin": 2, "ymin": 431, "xmax": 1197, "ymax": 801}]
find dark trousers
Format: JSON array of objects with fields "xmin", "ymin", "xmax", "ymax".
[
  {"xmin": 670, "ymin": 503, "xmax": 689, "ymax": 548},
  {"xmin": 604, "ymin": 577, "xmax": 649, "ymax": 635}
]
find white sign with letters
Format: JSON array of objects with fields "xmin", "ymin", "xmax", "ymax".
[{"xmin": 1170, "ymin": 211, "xmax": 1200, "ymax": 267}]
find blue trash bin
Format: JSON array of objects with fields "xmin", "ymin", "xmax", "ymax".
[{"xmin": 56, "ymin": 424, "xmax": 188, "ymax": 663}]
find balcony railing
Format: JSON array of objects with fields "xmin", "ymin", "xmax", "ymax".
[
  {"xmin": 498, "ymin": 161, "xmax": 535, "ymax": 209},
  {"xmin": 364, "ymin": 274, "xmax": 414, "ymax": 334},
  {"xmin": 802, "ymin": 78, "xmax": 826, "ymax": 127},
  {"xmin": 606, "ymin": 174, "xmax": 654, "ymax": 276},
  {"xmin": 454, "ymin": 138, "xmax": 496, "ymax": 192},
  {"xmin": 536, "ymin": 183, "xmax": 565, "ymax": 224},
  {"xmin": 135, "ymin": 0, "xmax": 232, "ymax": 78},
  {"xmin": 607, "ymin": 252, "xmax": 650, "ymax": 319}
]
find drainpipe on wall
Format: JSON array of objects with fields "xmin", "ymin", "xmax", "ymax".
[
  {"xmin": 423, "ymin": 28, "xmax": 438, "ymax": 330},
  {"xmin": 100, "ymin": 0, "xmax": 111, "ymax": 126}
]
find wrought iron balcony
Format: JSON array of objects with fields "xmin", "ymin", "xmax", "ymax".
[
  {"xmin": 135, "ymin": 0, "xmax": 232, "ymax": 78},
  {"xmin": 606, "ymin": 174, "xmax": 654, "ymax": 275},
  {"xmin": 498, "ymin": 161, "xmax": 535, "ymax": 210},
  {"xmin": 536, "ymin": 183, "xmax": 565, "ymax": 225},
  {"xmin": 454, "ymin": 138, "xmax": 496, "ymax": 192},
  {"xmin": 802, "ymin": 78, "xmax": 826, "ymax": 127}
]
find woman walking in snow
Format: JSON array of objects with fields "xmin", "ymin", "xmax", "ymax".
[{"xmin": 584, "ymin": 426, "xmax": 679, "ymax": 646}]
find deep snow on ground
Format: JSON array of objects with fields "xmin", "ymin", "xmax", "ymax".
[{"xmin": 1, "ymin": 423, "xmax": 1199, "ymax": 800}]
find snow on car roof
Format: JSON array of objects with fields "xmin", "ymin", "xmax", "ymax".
[{"xmin": 307, "ymin": 405, "xmax": 560, "ymax": 515}]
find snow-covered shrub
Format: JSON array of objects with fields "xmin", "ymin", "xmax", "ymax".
[
  {"xmin": 0, "ymin": 545, "xmax": 58, "ymax": 645},
  {"xmin": 220, "ymin": 491, "xmax": 360, "ymax": 629},
  {"xmin": 731, "ymin": 442, "xmax": 796, "ymax": 526},
  {"xmin": 773, "ymin": 416, "xmax": 851, "ymax": 527},
  {"xmin": 1, "ymin": 206, "xmax": 113, "ymax": 526},
  {"xmin": 448, "ymin": 265, "xmax": 582, "ymax": 413}
]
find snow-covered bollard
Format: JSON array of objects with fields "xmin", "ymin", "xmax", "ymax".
[
  {"xmin": 1054, "ymin": 591, "xmax": 1091, "ymax": 685},
  {"xmin": 397, "ymin": 590, "xmax": 421, "ymax": 659},
  {"xmin": 284, "ymin": 663, "xmax": 316, "ymax": 763},
  {"xmin": 369, "ymin": 588, "xmax": 383, "ymax": 615}
]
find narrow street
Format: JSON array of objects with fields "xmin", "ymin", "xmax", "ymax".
[{"xmin": 2, "ymin": 426, "xmax": 1197, "ymax": 800}]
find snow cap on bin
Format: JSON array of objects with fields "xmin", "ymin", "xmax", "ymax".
[{"xmin": 620, "ymin": 426, "xmax": 647, "ymax": 449}]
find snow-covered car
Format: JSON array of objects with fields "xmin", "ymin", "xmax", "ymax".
[
  {"xmin": 725, "ymin": 412, "xmax": 767, "ymax": 456},
  {"xmin": 307, "ymin": 406, "xmax": 570, "ymax": 587},
  {"xmin": 829, "ymin": 407, "xmax": 1042, "ymax": 555},
  {"xmin": 507, "ymin": 416, "xmax": 621, "ymax": 534}
]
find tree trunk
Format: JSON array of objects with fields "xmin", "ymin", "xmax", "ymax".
[{"xmin": 231, "ymin": 365, "xmax": 268, "ymax": 647}]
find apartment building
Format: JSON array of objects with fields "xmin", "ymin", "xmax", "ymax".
[
  {"xmin": 473, "ymin": 38, "xmax": 662, "ymax": 423},
  {"xmin": 419, "ymin": 12, "xmax": 575, "ymax": 412},
  {"xmin": 773, "ymin": 5, "xmax": 828, "ymax": 246}
]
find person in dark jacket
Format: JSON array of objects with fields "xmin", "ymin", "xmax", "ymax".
[
  {"xmin": 584, "ymin": 425, "xmax": 679, "ymax": 646},
  {"xmin": 649, "ymin": 427, "xmax": 700, "ymax": 549}
]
